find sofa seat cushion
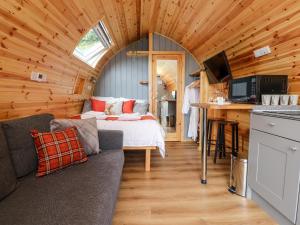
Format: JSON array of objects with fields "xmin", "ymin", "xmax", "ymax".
[{"xmin": 0, "ymin": 150, "xmax": 124, "ymax": 225}]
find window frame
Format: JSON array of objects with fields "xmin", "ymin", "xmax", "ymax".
[{"xmin": 73, "ymin": 21, "xmax": 113, "ymax": 68}]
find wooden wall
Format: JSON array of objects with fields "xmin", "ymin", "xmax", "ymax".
[{"xmin": 0, "ymin": 0, "xmax": 107, "ymax": 120}]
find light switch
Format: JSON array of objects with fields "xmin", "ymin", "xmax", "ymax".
[
  {"xmin": 31, "ymin": 71, "xmax": 47, "ymax": 82},
  {"xmin": 253, "ymin": 46, "xmax": 272, "ymax": 58}
]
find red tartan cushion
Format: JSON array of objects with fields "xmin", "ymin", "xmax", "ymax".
[{"xmin": 31, "ymin": 127, "xmax": 88, "ymax": 177}]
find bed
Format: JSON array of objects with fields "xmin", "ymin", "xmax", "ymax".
[{"xmin": 81, "ymin": 111, "xmax": 166, "ymax": 171}]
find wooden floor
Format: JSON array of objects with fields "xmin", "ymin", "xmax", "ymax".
[{"xmin": 113, "ymin": 142, "xmax": 277, "ymax": 225}]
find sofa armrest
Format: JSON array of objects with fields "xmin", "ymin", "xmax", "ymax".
[{"xmin": 98, "ymin": 130, "xmax": 123, "ymax": 151}]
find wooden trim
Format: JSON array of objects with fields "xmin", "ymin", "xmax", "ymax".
[
  {"xmin": 148, "ymin": 32, "xmax": 154, "ymax": 112},
  {"xmin": 123, "ymin": 146, "xmax": 157, "ymax": 150},
  {"xmin": 150, "ymin": 51, "xmax": 185, "ymax": 55},
  {"xmin": 151, "ymin": 53, "xmax": 185, "ymax": 142},
  {"xmin": 180, "ymin": 54, "xmax": 185, "ymax": 142},
  {"xmin": 149, "ymin": 32, "xmax": 153, "ymax": 52},
  {"xmin": 126, "ymin": 51, "xmax": 149, "ymax": 57}
]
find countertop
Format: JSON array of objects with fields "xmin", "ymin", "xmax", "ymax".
[
  {"xmin": 191, "ymin": 103, "xmax": 254, "ymax": 110},
  {"xmin": 252, "ymin": 105, "xmax": 300, "ymax": 121}
]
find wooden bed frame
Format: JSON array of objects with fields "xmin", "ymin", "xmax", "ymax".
[{"xmin": 123, "ymin": 146, "xmax": 158, "ymax": 171}]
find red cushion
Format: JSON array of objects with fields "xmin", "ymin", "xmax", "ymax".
[
  {"xmin": 91, "ymin": 99, "xmax": 106, "ymax": 112},
  {"xmin": 122, "ymin": 100, "xmax": 135, "ymax": 113},
  {"xmin": 31, "ymin": 127, "xmax": 87, "ymax": 177}
]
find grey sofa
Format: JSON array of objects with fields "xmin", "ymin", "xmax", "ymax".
[{"xmin": 0, "ymin": 114, "xmax": 124, "ymax": 225}]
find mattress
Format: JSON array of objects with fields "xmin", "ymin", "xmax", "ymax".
[{"xmin": 81, "ymin": 111, "xmax": 166, "ymax": 158}]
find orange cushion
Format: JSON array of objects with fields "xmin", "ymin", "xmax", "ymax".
[
  {"xmin": 91, "ymin": 99, "xmax": 106, "ymax": 112},
  {"xmin": 31, "ymin": 127, "xmax": 87, "ymax": 177},
  {"xmin": 122, "ymin": 100, "xmax": 135, "ymax": 113}
]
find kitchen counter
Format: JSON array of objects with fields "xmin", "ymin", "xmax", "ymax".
[
  {"xmin": 252, "ymin": 105, "xmax": 300, "ymax": 121},
  {"xmin": 248, "ymin": 108, "xmax": 300, "ymax": 225}
]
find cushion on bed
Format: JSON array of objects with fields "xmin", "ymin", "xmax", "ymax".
[
  {"xmin": 82, "ymin": 99, "xmax": 92, "ymax": 113},
  {"xmin": 109, "ymin": 101, "xmax": 123, "ymax": 115},
  {"xmin": 91, "ymin": 99, "xmax": 106, "ymax": 112},
  {"xmin": 92, "ymin": 96, "xmax": 117, "ymax": 104},
  {"xmin": 50, "ymin": 118, "xmax": 101, "ymax": 155},
  {"xmin": 133, "ymin": 102, "xmax": 149, "ymax": 115},
  {"xmin": 122, "ymin": 100, "xmax": 135, "ymax": 113}
]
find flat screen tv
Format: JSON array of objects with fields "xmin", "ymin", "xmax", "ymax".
[{"xmin": 203, "ymin": 51, "xmax": 232, "ymax": 84}]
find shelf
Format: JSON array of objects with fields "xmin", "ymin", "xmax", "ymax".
[
  {"xmin": 189, "ymin": 70, "xmax": 200, "ymax": 77},
  {"xmin": 126, "ymin": 51, "xmax": 149, "ymax": 57},
  {"xmin": 139, "ymin": 80, "xmax": 149, "ymax": 85}
]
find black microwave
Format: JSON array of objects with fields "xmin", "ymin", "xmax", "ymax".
[{"xmin": 229, "ymin": 75, "xmax": 288, "ymax": 104}]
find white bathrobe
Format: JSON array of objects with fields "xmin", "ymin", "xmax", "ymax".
[{"xmin": 182, "ymin": 84, "xmax": 200, "ymax": 141}]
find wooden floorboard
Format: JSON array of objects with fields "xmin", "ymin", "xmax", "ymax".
[{"xmin": 113, "ymin": 142, "xmax": 277, "ymax": 225}]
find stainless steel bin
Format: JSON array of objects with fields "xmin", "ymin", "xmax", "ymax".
[{"xmin": 228, "ymin": 153, "xmax": 248, "ymax": 197}]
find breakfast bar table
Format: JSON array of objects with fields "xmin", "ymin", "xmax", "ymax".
[{"xmin": 191, "ymin": 103, "xmax": 254, "ymax": 184}]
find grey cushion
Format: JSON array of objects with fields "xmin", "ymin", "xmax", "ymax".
[
  {"xmin": 2, "ymin": 114, "xmax": 54, "ymax": 177},
  {"xmin": 0, "ymin": 150, "xmax": 124, "ymax": 225},
  {"xmin": 133, "ymin": 102, "xmax": 149, "ymax": 115},
  {"xmin": 0, "ymin": 125, "xmax": 17, "ymax": 200},
  {"xmin": 82, "ymin": 99, "xmax": 92, "ymax": 113},
  {"xmin": 50, "ymin": 118, "xmax": 101, "ymax": 155}
]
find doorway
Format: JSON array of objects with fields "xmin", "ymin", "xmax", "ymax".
[{"xmin": 151, "ymin": 54, "xmax": 184, "ymax": 141}]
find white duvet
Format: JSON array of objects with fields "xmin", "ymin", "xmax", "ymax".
[{"xmin": 81, "ymin": 111, "xmax": 166, "ymax": 158}]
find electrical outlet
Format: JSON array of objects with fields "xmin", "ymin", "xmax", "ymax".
[
  {"xmin": 253, "ymin": 46, "xmax": 272, "ymax": 58},
  {"xmin": 31, "ymin": 71, "xmax": 47, "ymax": 82}
]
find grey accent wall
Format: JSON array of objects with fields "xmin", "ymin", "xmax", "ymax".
[
  {"xmin": 95, "ymin": 33, "xmax": 200, "ymax": 140},
  {"xmin": 94, "ymin": 37, "xmax": 149, "ymax": 100},
  {"xmin": 153, "ymin": 33, "xmax": 200, "ymax": 140}
]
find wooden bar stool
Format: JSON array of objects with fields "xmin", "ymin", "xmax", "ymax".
[
  {"xmin": 206, "ymin": 118, "xmax": 225, "ymax": 157},
  {"xmin": 213, "ymin": 120, "xmax": 239, "ymax": 164},
  {"xmin": 214, "ymin": 121, "xmax": 226, "ymax": 163}
]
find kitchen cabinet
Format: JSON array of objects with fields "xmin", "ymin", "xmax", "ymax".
[{"xmin": 248, "ymin": 112, "xmax": 300, "ymax": 224}]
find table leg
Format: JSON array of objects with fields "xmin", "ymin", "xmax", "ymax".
[
  {"xmin": 145, "ymin": 148, "xmax": 151, "ymax": 172},
  {"xmin": 201, "ymin": 108, "xmax": 208, "ymax": 184}
]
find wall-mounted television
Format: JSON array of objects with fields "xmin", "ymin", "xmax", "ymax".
[{"xmin": 203, "ymin": 51, "xmax": 232, "ymax": 84}]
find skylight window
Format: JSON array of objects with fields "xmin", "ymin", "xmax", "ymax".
[{"xmin": 73, "ymin": 21, "xmax": 112, "ymax": 68}]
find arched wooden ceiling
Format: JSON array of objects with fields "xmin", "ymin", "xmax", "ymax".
[
  {"xmin": 0, "ymin": 0, "xmax": 299, "ymax": 119},
  {"xmin": 99, "ymin": 0, "xmax": 300, "ymax": 79},
  {"xmin": 1, "ymin": 0, "xmax": 299, "ymax": 75}
]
